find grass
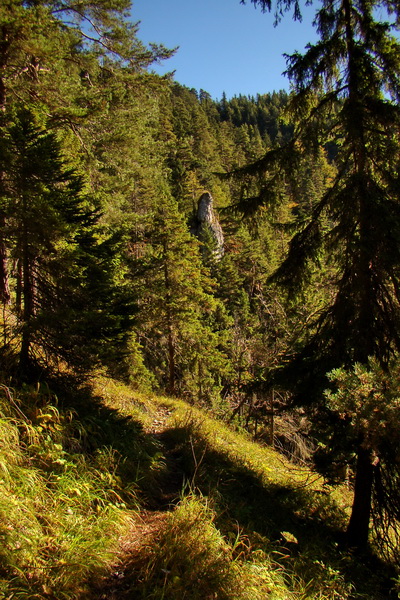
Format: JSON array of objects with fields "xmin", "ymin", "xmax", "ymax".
[
  {"xmin": 118, "ymin": 393, "xmax": 393, "ymax": 600},
  {"xmin": 124, "ymin": 493, "xmax": 287, "ymax": 600},
  {"xmin": 139, "ymin": 401, "xmax": 359, "ymax": 600},
  {"xmin": 0, "ymin": 380, "xmax": 141, "ymax": 600},
  {"xmin": 0, "ymin": 374, "xmax": 397, "ymax": 599}
]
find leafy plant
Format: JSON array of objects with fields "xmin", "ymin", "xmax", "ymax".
[{"xmin": 324, "ymin": 360, "xmax": 400, "ymax": 561}]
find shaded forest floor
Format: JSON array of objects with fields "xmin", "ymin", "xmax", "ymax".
[{"xmin": 0, "ymin": 374, "xmax": 398, "ymax": 600}]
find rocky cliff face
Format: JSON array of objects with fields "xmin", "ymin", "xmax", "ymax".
[{"xmin": 193, "ymin": 192, "xmax": 224, "ymax": 260}]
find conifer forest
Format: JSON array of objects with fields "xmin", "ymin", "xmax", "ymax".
[{"xmin": 1, "ymin": 0, "xmax": 400, "ymax": 598}]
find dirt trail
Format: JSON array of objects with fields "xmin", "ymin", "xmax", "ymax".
[
  {"xmin": 90, "ymin": 511, "xmax": 167, "ymax": 600},
  {"xmin": 88, "ymin": 406, "xmax": 185, "ymax": 599},
  {"xmin": 145, "ymin": 406, "xmax": 188, "ymax": 510}
]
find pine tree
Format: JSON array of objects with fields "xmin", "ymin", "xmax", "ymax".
[
  {"xmin": 131, "ymin": 184, "xmax": 231, "ymax": 402},
  {"xmin": 0, "ymin": 109, "xmax": 132, "ymax": 377},
  {"xmin": 242, "ymin": 0, "xmax": 400, "ymax": 548},
  {"xmin": 0, "ymin": 0, "xmax": 173, "ymax": 311}
]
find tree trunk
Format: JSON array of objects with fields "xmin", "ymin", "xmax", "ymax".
[
  {"xmin": 0, "ymin": 31, "xmax": 11, "ymax": 305},
  {"xmin": 16, "ymin": 259, "xmax": 22, "ymax": 316},
  {"xmin": 19, "ymin": 214, "xmax": 35, "ymax": 373},
  {"xmin": 346, "ymin": 444, "xmax": 374, "ymax": 548},
  {"xmin": 0, "ymin": 214, "xmax": 10, "ymax": 305},
  {"xmin": 341, "ymin": 0, "xmax": 376, "ymax": 550},
  {"xmin": 163, "ymin": 246, "xmax": 176, "ymax": 395},
  {"xmin": 166, "ymin": 319, "xmax": 175, "ymax": 395},
  {"xmin": 19, "ymin": 260, "xmax": 34, "ymax": 372},
  {"xmin": 0, "ymin": 148, "xmax": 10, "ymax": 306}
]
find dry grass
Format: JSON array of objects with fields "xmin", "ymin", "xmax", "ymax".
[{"xmin": 0, "ymin": 382, "xmax": 134, "ymax": 600}]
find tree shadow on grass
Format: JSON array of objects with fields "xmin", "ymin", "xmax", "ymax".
[
  {"xmin": 49, "ymin": 375, "xmax": 186, "ymax": 508},
  {"xmin": 157, "ymin": 422, "xmax": 398, "ymax": 600},
  {"xmin": 41, "ymin": 377, "xmax": 397, "ymax": 599}
]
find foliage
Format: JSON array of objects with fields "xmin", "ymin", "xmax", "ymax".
[
  {"xmin": 0, "ymin": 0, "xmax": 299, "ymax": 397},
  {"xmin": 129, "ymin": 184, "xmax": 232, "ymax": 402},
  {"xmin": 130, "ymin": 494, "xmax": 279, "ymax": 600},
  {"xmin": 94, "ymin": 379, "xmax": 387, "ymax": 600},
  {"xmin": 0, "ymin": 370, "xmax": 395, "ymax": 599},
  {"xmin": 324, "ymin": 361, "xmax": 400, "ymax": 562},
  {"xmin": 1, "ymin": 0, "xmax": 400, "ymax": 591},
  {"xmin": 0, "ymin": 108, "xmax": 133, "ymax": 377},
  {"xmin": 236, "ymin": 0, "xmax": 400, "ymax": 551},
  {"xmin": 325, "ymin": 361, "xmax": 400, "ymax": 452}
]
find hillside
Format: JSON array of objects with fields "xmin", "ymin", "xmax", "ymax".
[
  {"xmin": 0, "ymin": 374, "xmax": 396, "ymax": 599},
  {"xmin": 1, "ymin": 1, "xmax": 400, "ymax": 594}
]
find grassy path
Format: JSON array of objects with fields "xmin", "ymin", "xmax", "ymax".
[
  {"xmin": 88, "ymin": 403, "xmax": 186, "ymax": 599},
  {"xmin": 85, "ymin": 377, "xmax": 393, "ymax": 600},
  {"xmin": 1, "ymin": 375, "xmax": 395, "ymax": 599}
]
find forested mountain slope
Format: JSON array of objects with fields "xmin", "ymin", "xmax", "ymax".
[{"xmin": 1, "ymin": 0, "xmax": 400, "ymax": 595}]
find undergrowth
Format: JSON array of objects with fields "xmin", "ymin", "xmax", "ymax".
[
  {"xmin": 125, "ymin": 494, "xmax": 287, "ymax": 600},
  {"xmin": 0, "ymin": 380, "xmax": 146, "ymax": 600},
  {"xmin": 0, "ymin": 375, "xmax": 397, "ymax": 600},
  {"xmin": 134, "ymin": 396, "xmax": 395, "ymax": 600}
]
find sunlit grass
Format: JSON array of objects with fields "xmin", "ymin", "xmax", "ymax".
[
  {"xmin": 0, "ymin": 383, "xmax": 134, "ymax": 600},
  {"xmin": 0, "ymin": 374, "xmax": 393, "ymax": 600},
  {"xmin": 122, "ymin": 494, "xmax": 290, "ymax": 600},
  {"xmin": 128, "ymin": 395, "xmax": 384, "ymax": 600},
  {"xmin": 92, "ymin": 372, "xmax": 160, "ymax": 426}
]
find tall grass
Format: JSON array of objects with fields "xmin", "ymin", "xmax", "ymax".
[
  {"xmin": 121, "ymin": 494, "xmax": 290, "ymax": 600},
  {"xmin": 138, "ymin": 397, "xmax": 390, "ymax": 600},
  {"xmin": 0, "ymin": 383, "xmax": 134, "ymax": 600},
  {"xmin": 0, "ymin": 375, "xmax": 395, "ymax": 600}
]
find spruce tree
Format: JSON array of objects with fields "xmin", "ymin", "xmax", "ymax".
[
  {"xmin": 241, "ymin": 0, "xmax": 400, "ymax": 548},
  {"xmin": 0, "ymin": 109, "xmax": 132, "ymax": 377},
  {"xmin": 0, "ymin": 0, "xmax": 173, "ymax": 310},
  {"xmin": 131, "ymin": 184, "xmax": 231, "ymax": 402}
]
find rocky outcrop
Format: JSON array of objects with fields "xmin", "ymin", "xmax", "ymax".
[{"xmin": 192, "ymin": 192, "xmax": 224, "ymax": 260}]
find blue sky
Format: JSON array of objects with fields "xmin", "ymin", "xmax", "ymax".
[{"xmin": 131, "ymin": 0, "xmax": 318, "ymax": 100}]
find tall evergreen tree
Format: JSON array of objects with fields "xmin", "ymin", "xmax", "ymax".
[
  {"xmin": 0, "ymin": 109, "xmax": 132, "ymax": 377},
  {"xmin": 131, "ymin": 185, "xmax": 231, "ymax": 402},
  {"xmin": 241, "ymin": 0, "xmax": 400, "ymax": 548},
  {"xmin": 0, "ymin": 0, "xmax": 173, "ymax": 306}
]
